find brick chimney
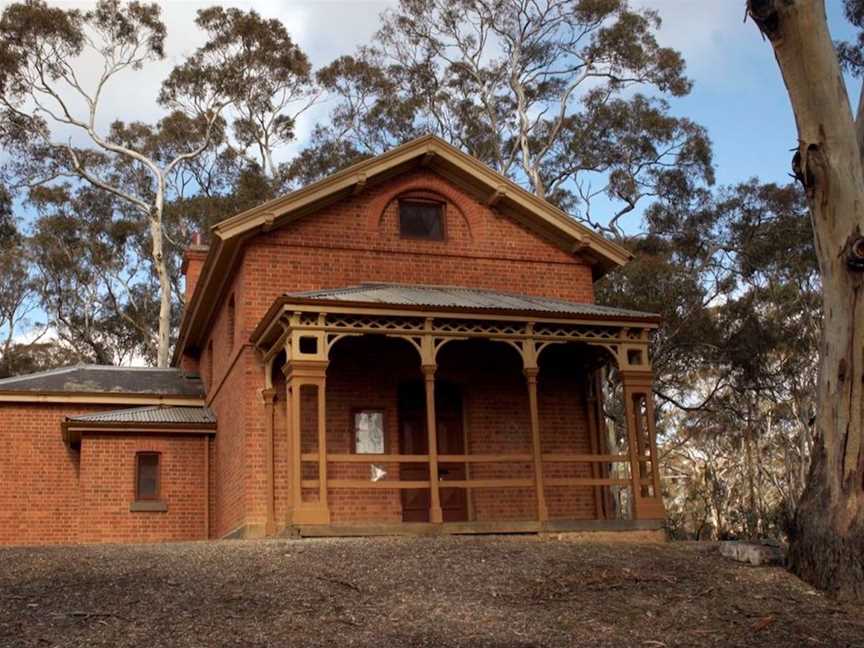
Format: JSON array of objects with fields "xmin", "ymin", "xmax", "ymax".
[{"xmin": 181, "ymin": 232, "xmax": 209, "ymax": 304}]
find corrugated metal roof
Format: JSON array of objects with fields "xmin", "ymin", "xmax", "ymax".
[
  {"xmin": 68, "ymin": 406, "xmax": 215, "ymax": 426},
  {"xmin": 0, "ymin": 365, "xmax": 205, "ymax": 397},
  {"xmin": 286, "ymin": 284, "xmax": 658, "ymax": 320}
]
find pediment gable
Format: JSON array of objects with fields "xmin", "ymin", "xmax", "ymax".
[{"xmin": 174, "ymin": 136, "xmax": 631, "ymax": 364}]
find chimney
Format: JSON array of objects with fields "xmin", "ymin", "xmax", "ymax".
[{"xmin": 181, "ymin": 232, "xmax": 209, "ymax": 304}]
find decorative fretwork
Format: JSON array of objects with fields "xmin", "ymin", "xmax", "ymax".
[
  {"xmin": 533, "ymin": 322, "xmax": 622, "ymax": 342},
  {"xmin": 261, "ymin": 308, "xmax": 654, "ymax": 372},
  {"xmin": 323, "ymin": 314, "xmax": 427, "ymax": 333},
  {"xmin": 434, "ymin": 318, "xmax": 524, "ymax": 337},
  {"xmin": 298, "ymin": 312, "xmax": 320, "ymax": 327}
]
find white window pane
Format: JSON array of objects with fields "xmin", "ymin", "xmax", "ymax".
[{"xmin": 355, "ymin": 411, "xmax": 385, "ymax": 454}]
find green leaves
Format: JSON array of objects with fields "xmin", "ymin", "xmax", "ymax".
[
  {"xmin": 293, "ymin": 0, "xmax": 700, "ymax": 219},
  {"xmin": 163, "ymin": 6, "xmax": 317, "ymax": 175}
]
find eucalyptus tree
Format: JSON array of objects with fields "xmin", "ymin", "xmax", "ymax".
[
  {"xmin": 0, "ymin": 186, "xmax": 42, "ymax": 374},
  {"xmin": 294, "ymin": 0, "xmax": 713, "ymax": 238},
  {"xmin": 27, "ymin": 183, "xmax": 158, "ymax": 366},
  {"xmin": 0, "ymin": 0, "xmax": 241, "ymax": 366},
  {"xmin": 600, "ymin": 180, "xmax": 820, "ymax": 541},
  {"xmin": 0, "ymin": 2, "xmax": 322, "ymax": 365},
  {"xmin": 174, "ymin": 7, "xmax": 319, "ymax": 179},
  {"xmin": 745, "ymin": 0, "xmax": 864, "ymax": 598}
]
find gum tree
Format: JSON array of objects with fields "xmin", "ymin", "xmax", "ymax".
[
  {"xmin": 747, "ymin": 0, "xmax": 864, "ymax": 598},
  {"xmin": 0, "ymin": 0, "xmax": 237, "ymax": 366},
  {"xmin": 296, "ymin": 0, "xmax": 713, "ymax": 237}
]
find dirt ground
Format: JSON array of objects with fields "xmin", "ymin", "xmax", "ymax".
[{"xmin": 0, "ymin": 536, "xmax": 861, "ymax": 648}]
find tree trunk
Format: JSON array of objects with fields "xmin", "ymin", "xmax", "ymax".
[
  {"xmin": 748, "ymin": 0, "xmax": 864, "ymax": 599},
  {"xmin": 743, "ymin": 403, "xmax": 760, "ymax": 538},
  {"xmin": 150, "ymin": 190, "xmax": 172, "ymax": 368}
]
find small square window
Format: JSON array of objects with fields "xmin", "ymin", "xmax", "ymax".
[
  {"xmin": 399, "ymin": 200, "xmax": 444, "ymax": 240},
  {"xmin": 136, "ymin": 452, "xmax": 160, "ymax": 500},
  {"xmin": 354, "ymin": 410, "xmax": 385, "ymax": 454}
]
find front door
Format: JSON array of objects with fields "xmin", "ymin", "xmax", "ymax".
[{"xmin": 399, "ymin": 381, "xmax": 469, "ymax": 523}]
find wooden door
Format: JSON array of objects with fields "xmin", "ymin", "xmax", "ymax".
[
  {"xmin": 399, "ymin": 412, "xmax": 430, "ymax": 522},
  {"xmin": 399, "ymin": 381, "xmax": 469, "ymax": 523}
]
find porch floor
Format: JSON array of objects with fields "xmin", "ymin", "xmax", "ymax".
[{"xmin": 292, "ymin": 519, "xmax": 664, "ymax": 537}]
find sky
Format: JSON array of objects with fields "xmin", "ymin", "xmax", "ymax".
[
  {"xmin": 2, "ymin": 0, "xmax": 861, "ymax": 351},
  {"xmin": 2, "ymin": 0, "xmax": 859, "ymax": 199}
]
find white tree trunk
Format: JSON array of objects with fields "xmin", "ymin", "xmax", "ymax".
[
  {"xmin": 748, "ymin": 0, "xmax": 864, "ymax": 599},
  {"xmin": 150, "ymin": 177, "xmax": 172, "ymax": 369}
]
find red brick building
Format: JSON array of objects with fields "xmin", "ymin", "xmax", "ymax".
[{"xmin": 0, "ymin": 136, "xmax": 665, "ymax": 544}]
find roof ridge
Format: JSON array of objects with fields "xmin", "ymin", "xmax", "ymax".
[{"xmin": 0, "ymin": 364, "xmax": 80, "ymax": 385}]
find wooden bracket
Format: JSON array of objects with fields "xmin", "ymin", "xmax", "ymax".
[
  {"xmin": 352, "ymin": 174, "xmax": 367, "ymax": 196},
  {"xmin": 485, "ymin": 186, "xmax": 506, "ymax": 207},
  {"xmin": 261, "ymin": 213, "xmax": 277, "ymax": 232}
]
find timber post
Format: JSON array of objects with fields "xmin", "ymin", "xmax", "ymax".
[
  {"xmin": 420, "ymin": 321, "xmax": 444, "ymax": 524},
  {"xmin": 522, "ymin": 330, "xmax": 549, "ymax": 523},
  {"xmin": 423, "ymin": 363, "xmax": 444, "ymax": 524},
  {"xmin": 620, "ymin": 368, "xmax": 665, "ymax": 521},
  {"xmin": 584, "ymin": 372, "xmax": 606, "ymax": 519},
  {"xmin": 262, "ymin": 388, "xmax": 277, "ymax": 536},
  {"xmin": 283, "ymin": 315, "xmax": 331, "ymax": 526}
]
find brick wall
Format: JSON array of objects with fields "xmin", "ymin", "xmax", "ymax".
[
  {"xmin": 538, "ymin": 345, "xmax": 601, "ymax": 520},
  {"xmin": 0, "ymin": 404, "xmax": 101, "ymax": 545},
  {"xmin": 316, "ymin": 337, "xmax": 419, "ymax": 523},
  {"xmin": 78, "ymin": 433, "xmax": 208, "ymax": 543},
  {"xmin": 0, "ymin": 403, "xmax": 210, "ymax": 546},
  {"xmin": 237, "ymin": 170, "xmax": 594, "ymax": 337}
]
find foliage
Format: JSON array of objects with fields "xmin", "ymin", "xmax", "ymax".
[
  {"xmin": 0, "ymin": 183, "xmax": 45, "ymax": 374},
  {"xmin": 27, "ymin": 183, "xmax": 159, "ymax": 365},
  {"xmin": 0, "ymin": 0, "xmax": 310, "ymax": 366},
  {"xmin": 600, "ymin": 181, "xmax": 820, "ymax": 540},
  {"xmin": 0, "ymin": 341, "xmax": 80, "ymax": 379},
  {"xmin": 173, "ymin": 7, "xmax": 319, "ymax": 177},
  {"xmin": 290, "ymin": 0, "xmax": 714, "ymax": 238}
]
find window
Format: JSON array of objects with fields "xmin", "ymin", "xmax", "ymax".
[
  {"xmin": 227, "ymin": 295, "xmax": 235, "ymax": 352},
  {"xmin": 399, "ymin": 200, "xmax": 444, "ymax": 240},
  {"xmin": 135, "ymin": 452, "xmax": 160, "ymax": 501},
  {"xmin": 353, "ymin": 410, "xmax": 385, "ymax": 454}
]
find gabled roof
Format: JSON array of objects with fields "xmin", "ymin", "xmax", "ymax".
[
  {"xmin": 285, "ymin": 283, "xmax": 658, "ymax": 320},
  {"xmin": 174, "ymin": 135, "xmax": 633, "ymax": 364},
  {"xmin": 0, "ymin": 364, "xmax": 205, "ymax": 404}
]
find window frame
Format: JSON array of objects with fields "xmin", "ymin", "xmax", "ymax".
[
  {"xmin": 134, "ymin": 451, "xmax": 162, "ymax": 502},
  {"xmin": 350, "ymin": 408, "xmax": 387, "ymax": 455},
  {"xmin": 397, "ymin": 196, "xmax": 446, "ymax": 241}
]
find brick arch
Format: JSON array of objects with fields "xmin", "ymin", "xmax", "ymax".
[{"xmin": 365, "ymin": 177, "xmax": 478, "ymax": 238}]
